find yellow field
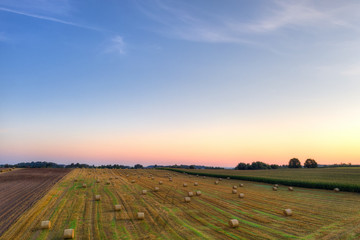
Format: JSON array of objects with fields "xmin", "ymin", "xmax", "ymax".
[{"xmin": 2, "ymin": 169, "xmax": 360, "ymax": 240}]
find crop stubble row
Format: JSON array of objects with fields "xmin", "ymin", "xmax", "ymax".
[{"xmin": 2, "ymin": 168, "xmax": 360, "ymax": 239}]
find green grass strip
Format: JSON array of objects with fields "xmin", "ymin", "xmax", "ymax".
[
  {"xmin": 162, "ymin": 206, "xmax": 211, "ymax": 239},
  {"xmin": 162, "ymin": 168, "xmax": 360, "ymax": 193},
  {"xmin": 104, "ymin": 186, "xmax": 117, "ymax": 205}
]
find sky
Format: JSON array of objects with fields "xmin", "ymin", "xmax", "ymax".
[{"xmin": 1, "ymin": 0, "xmax": 360, "ymax": 167}]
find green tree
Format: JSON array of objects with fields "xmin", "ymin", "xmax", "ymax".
[
  {"xmin": 304, "ymin": 159, "xmax": 318, "ymax": 168},
  {"xmin": 134, "ymin": 164, "xmax": 143, "ymax": 169},
  {"xmin": 289, "ymin": 158, "xmax": 301, "ymax": 168},
  {"xmin": 235, "ymin": 162, "xmax": 248, "ymax": 170}
]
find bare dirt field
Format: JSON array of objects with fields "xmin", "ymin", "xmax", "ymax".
[{"xmin": 0, "ymin": 168, "xmax": 71, "ymax": 235}]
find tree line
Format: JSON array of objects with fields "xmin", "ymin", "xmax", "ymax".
[
  {"xmin": 0, "ymin": 161, "xmax": 133, "ymax": 169},
  {"xmin": 235, "ymin": 158, "xmax": 318, "ymax": 170}
]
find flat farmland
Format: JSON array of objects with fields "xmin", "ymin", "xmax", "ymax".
[
  {"xmin": 168, "ymin": 168, "xmax": 360, "ymax": 192},
  {"xmin": 2, "ymin": 169, "xmax": 360, "ymax": 239},
  {"xmin": 0, "ymin": 168, "xmax": 71, "ymax": 235},
  {"xmin": 0, "ymin": 168, "xmax": 15, "ymax": 173}
]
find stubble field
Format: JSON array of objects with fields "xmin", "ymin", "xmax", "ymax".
[{"xmin": 2, "ymin": 168, "xmax": 360, "ymax": 239}]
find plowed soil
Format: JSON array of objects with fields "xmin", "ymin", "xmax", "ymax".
[{"xmin": 0, "ymin": 168, "xmax": 71, "ymax": 235}]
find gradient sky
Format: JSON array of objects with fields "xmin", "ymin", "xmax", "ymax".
[{"xmin": 1, "ymin": 0, "xmax": 360, "ymax": 167}]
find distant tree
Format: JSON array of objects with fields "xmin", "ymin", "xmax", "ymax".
[
  {"xmin": 236, "ymin": 161, "xmax": 275, "ymax": 170},
  {"xmin": 288, "ymin": 158, "xmax": 301, "ymax": 168},
  {"xmin": 270, "ymin": 164, "xmax": 279, "ymax": 169},
  {"xmin": 235, "ymin": 163, "xmax": 248, "ymax": 170},
  {"xmin": 304, "ymin": 159, "xmax": 318, "ymax": 168},
  {"xmin": 189, "ymin": 165, "xmax": 195, "ymax": 169},
  {"xmin": 134, "ymin": 164, "xmax": 143, "ymax": 169}
]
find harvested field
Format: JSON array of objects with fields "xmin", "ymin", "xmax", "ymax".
[
  {"xmin": 0, "ymin": 168, "xmax": 16, "ymax": 174},
  {"xmin": 166, "ymin": 168, "xmax": 360, "ymax": 192},
  {"xmin": 0, "ymin": 168, "xmax": 71, "ymax": 236},
  {"xmin": 2, "ymin": 169, "xmax": 360, "ymax": 239}
]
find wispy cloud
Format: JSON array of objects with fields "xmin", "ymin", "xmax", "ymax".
[
  {"xmin": 0, "ymin": 7, "xmax": 102, "ymax": 31},
  {"xmin": 244, "ymin": 0, "xmax": 360, "ymax": 33},
  {"xmin": 241, "ymin": 1, "xmax": 325, "ymax": 33},
  {"xmin": 136, "ymin": 0, "xmax": 360, "ymax": 43},
  {"xmin": 105, "ymin": 36, "xmax": 126, "ymax": 55}
]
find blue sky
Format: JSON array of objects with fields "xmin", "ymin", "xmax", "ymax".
[{"xmin": 1, "ymin": 0, "xmax": 360, "ymax": 166}]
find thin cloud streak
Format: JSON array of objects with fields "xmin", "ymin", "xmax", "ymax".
[
  {"xmin": 243, "ymin": 0, "xmax": 360, "ymax": 33},
  {"xmin": 136, "ymin": 0, "xmax": 360, "ymax": 44},
  {"xmin": 105, "ymin": 36, "xmax": 126, "ymax": 55},
  {"xmin": 0, "ymin": 7, "xmax": 102, "ymax": 31}
]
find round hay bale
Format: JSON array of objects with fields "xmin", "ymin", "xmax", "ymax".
[
  {"xmin": 151, "ymin": 177, "xmax": 154, "ymax": 180},
  {"xmin": 184, "ymin": 197, "xmax": 191, "ymax": 203},
  {"xmin": 169, "ymin": 178, "xmax": 173, "ymax": 182},
  {"xmin": 142, "ymin": 190, "xmax": 147, "ymax": 195},
  {"xmin": 274, "ymin": 184, "xmax": 279, "ymax": 187},
  {"xmin": 283, "ymin": 209, "xmax": 292, "ymax": 216},
  {"xmin": 40, "ymin": 220, "xmax": 51, "ymax": 229},
  {"xmin": 272, "ymin": 187, "xmax": 278, "ymax": 191},
  {"xmin": 154, "ymin": 187, "xmax": 159, "ymax": 192},
  {"xmin": 114, "ymin": 205, "xmax": 122, "ymax": 211},
  {"xmin": 239, "ymin": 183, "xmax": 244, "ymax": 187},
  {"xmin": 194, "ymin": 182, "xmax": 198, "ymax": 186},
  {"xmin": 334, "ymin": 188, "xmax": 340, "ymax": 192},
  {"xmin": 96, "ymin": 179, "xmax": 100, "ymax": 183},
  {"xmin": 232, "ymin": 189, "xmax": 237, "ymax": 194},
  {"xmin": 219, "ymin": 178, "xmax": 223, "ymax": 181},
  {"xmin": 229, "ymin": 219, "xmax": 239, "ymax": 228},
  {"xmin": 215, "ymin": 181, "xmax": 219, "ymax": 185},
  {"xmin": 63, "ymin": 229, "xmax": 74, "ymax": 239},
  {"xmin": 239, "ymin": 193, "xmax": 245, "ymax": 198},
  {"xmin": 95, "ymin": 195, "xmax": 101, "ymax": 201},
  {"xmin": 183, "ymin": 183, "xmax": 188, "ymax": 187},
  {"xmin": 202, "ymin": 176, "xmax": 206, "ymax": 179},
  {"xmin": 106, "ymin": 181, "xmax": 110, "ymax": 185},
  {"xmin": 137, "ymin": 212, "xmax": 145, "ymax": 220},
  {"xmin": 82, "ymin": 184, "xmax": 87, "ymax": 188},
  {"xmin": 131, "ymin": 180, "xmax": 136, "ymax": 183},
  {"xmin": 233, "ymin": 185, "xmax": 237, "ymax": 189},
  {"xmin": 196, "ymin": 191, "xmax": 202, "ymax": 196},
  {"xmin": 288, "ymin": 187, "xmax": 294, "ymax": 191},
  {"xmin": 188, "ymin": 191, "xmax": 194, "ymax": 197},
  {"xmin": 227, "ymin": 177, "xmax": 230, "ymax": 180}
]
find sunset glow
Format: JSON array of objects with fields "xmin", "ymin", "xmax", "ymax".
[{"xmin": 1, "ymin": 0, "xmax": 360, "ymax": 167}]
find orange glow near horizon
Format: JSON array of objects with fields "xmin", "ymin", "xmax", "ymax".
[{"xmin": 1, "ymin": 113, "xmax": 360, "ymax": 167}]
